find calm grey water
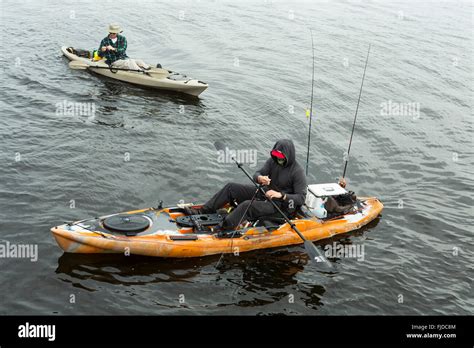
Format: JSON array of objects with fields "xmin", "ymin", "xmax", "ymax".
[{"xmin": 0, "ymin": 0, "xmax": 472, "ymax": 315}]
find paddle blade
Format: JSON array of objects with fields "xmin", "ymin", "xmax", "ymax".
[
  {"xmin": 214, "ymin": 140, "xmax": 226, "ymax": 152},
  {"xmin": 304, "ymin": 240, "xmax": 332, "ymax": 268},
  {"xmin": 68, "ymin": 61, "xmax": 89, "ymax": 70}
]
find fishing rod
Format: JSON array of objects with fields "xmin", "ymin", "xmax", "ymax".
[
  {"xmin": 305, "ymin": 29, "xmax": 316, "ymax": 176},
  {"xmin": 342, "ymin": 44, "xmax": 371, "ymax": 179},
  {"xmin": 302, "ymin": 32, "xmax": 335, "ymax": 200}
]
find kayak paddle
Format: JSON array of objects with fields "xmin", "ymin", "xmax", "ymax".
[
  {"xmin": 68, "ymin": 60, "xmax": 170, "ymax": 76},
  {"xmin": 214, "ymin": 141, "xmax": 332, "ymax": 268}
]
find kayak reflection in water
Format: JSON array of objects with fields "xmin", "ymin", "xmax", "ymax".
[
  {"xmin": 186, "ymin": 139, "xmax": 308, "ymax": 238},
  {"xmin": 98, "ymin": 23, "xmax": 150, "ymax": 71}
]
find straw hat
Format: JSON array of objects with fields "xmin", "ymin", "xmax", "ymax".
[{"xmin": 108, "ymin": 23, "xmax": 122, "ymax": 34}]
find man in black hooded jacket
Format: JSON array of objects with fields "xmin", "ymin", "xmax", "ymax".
[{"xmin": 187, "ymin": 139, "xmax": 307, "ymax": 237}]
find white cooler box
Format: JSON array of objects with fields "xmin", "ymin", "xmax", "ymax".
[{"xmin": 305, "ymin": 183, "xmax": 348, "ymax": 218}]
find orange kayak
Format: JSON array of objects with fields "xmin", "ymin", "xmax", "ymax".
[{"xmin": 51, "ymin": 197, "xmax": 383, "ymax": 258}]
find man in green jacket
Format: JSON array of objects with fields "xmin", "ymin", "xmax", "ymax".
[{"xmin": 98, "ymin": 24, "xmax": 150, "ymax": 71}]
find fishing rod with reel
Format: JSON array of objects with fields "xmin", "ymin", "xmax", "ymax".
[{"xmin": 304, "ymin": 39, "xmax": 371, "ymax": 189}]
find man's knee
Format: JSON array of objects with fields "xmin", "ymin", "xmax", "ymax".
[
  {"xmin": 224, "ymin": 182, "xmax": 240, "ymax": 191},
  {"xmin": 239, "ymin": 199, "xmax": 251, "ymax": 208},
  {"xmin": 247, "ymin": 201, "xmax": 263, "ymax": 216}
]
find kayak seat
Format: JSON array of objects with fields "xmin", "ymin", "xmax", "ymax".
[
  {"xmin": 253, "ymin": 213, "xmax": 290, "ymax": 231},
  {"xmin": 261, "ymin": 219, "xmax": 285, "ymax": 231}
]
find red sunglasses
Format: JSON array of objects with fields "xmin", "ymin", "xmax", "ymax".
[{"xmin": 271, "ymin": 149, "xmax": 285, "ymax": 159}]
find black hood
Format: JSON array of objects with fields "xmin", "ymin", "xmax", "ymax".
[
  {"xmin": 254, "ymin": 139, "xmax": 307, "ymax": 210},
  {"xmin": 272, "ymin": 139, "xmax": 296, "ymax": 167}
]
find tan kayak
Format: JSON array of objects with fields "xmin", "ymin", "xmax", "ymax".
[{"xmin": 61, "ymin": 46, "xmax": 208, "ymax": 97}]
